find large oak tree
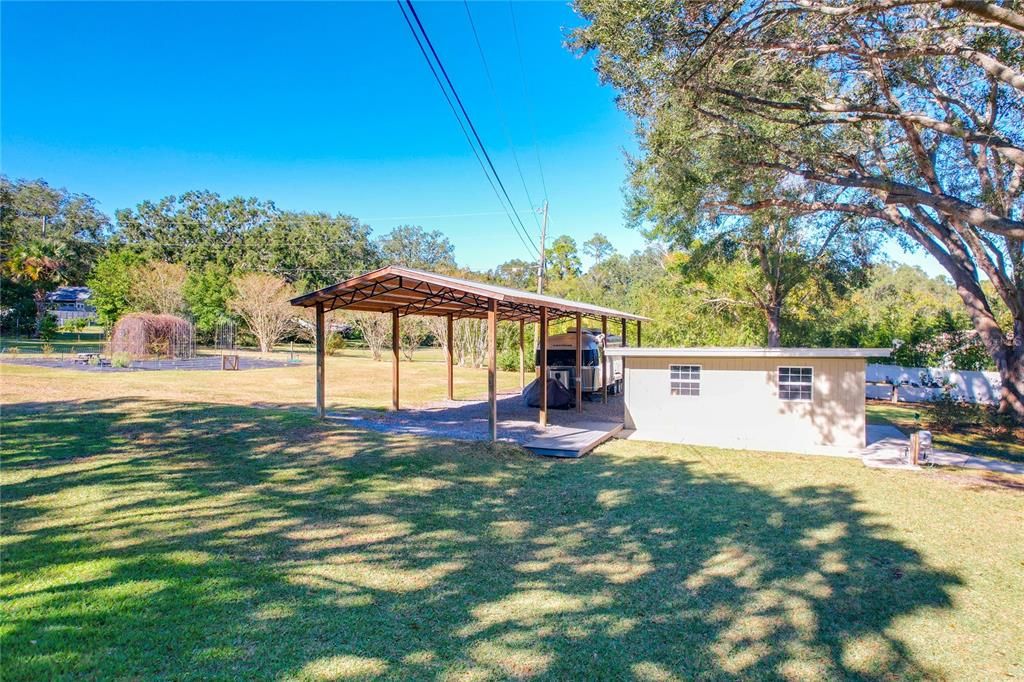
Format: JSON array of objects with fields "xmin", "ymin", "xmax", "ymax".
[{"xmin": 572, "ymin": 0, "xmax": 1024, "ymax": 416}]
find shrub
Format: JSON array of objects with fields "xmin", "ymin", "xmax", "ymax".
[
  {"xmin": 5, "ymin": 346, "xmax": 20, "ymax": 354},
  {"xmin": 110, "ymin": 313, "xmax": 194, "ymax": 359},
  {"xmin": 498, "ymin": 347, "xmax": 522, "ymax": 373},
  {"xmin": 981, "ymin": 408, "xmax": 1019, "ymax": 442},
  {"xmin": 38, "ymin": 314, "xmax": 59, "ymax": 341},
  {"xmin": 326, "ymin": 332, "xmax": 346, "ymax": 356},
  {"xmin": 41, "ymin": 342, "xmax": 55, "ymax": 355},
  {"xmin": 927, "ymin": 390, "xmax": 981, "ymax": 431},
  {"xmin": 112, "ymin": 352, "xmax": 133, "ymax": 368}
]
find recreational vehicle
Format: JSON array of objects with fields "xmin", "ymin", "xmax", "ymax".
[{"xmin": 536, "ymin": 330, "xmax": 623, "ymax": 399}]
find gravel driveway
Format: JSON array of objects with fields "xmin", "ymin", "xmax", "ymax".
[{"xmin": 330, "ymin": 389, "xmax": 625, "ymax": 445}]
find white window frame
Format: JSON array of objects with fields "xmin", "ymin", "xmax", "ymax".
[
  {"xmin": 669, "ymin": 364, "xmax": 701, "ymax": 397},
  {"xmin": 778, "ymin": 366, "xmax": 813, "ymax": 401}
]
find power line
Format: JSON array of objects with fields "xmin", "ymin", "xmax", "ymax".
[
  {"xmin": 395, "ymin": 0, "xmax": 536, "ymax": 259},
  {"xmin": 363, "ymin": 209, "xmax": 535, "ymax": 221},
  {"xmin": 507, "ymin": 1, "xmax": 549, "ymax": 205},
  {"xmin": 397, "ymin": 0, "xmax": 539, "ymax": 259},
  {"xmin": 462, "ymin": 0, "xmax": 542, "ymax": 233}
]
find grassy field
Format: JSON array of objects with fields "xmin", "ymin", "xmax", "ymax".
[
  {"xmin": 2, "ymin": 363, "xmax": 1023, "ymax": 680},
  {"xmin": 1, "ymin": 329, "xmax": 107, "ymax": 355},
  {"xmin": 0, "ymin": 349, "xmax": 524, "ymax": 411},
  {"xmin": 866, "ymin": 401, "xmax": 1024, "ymax": 465}
]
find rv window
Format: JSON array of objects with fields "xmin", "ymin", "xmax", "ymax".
[
  {"xmin": 670, "ymin": 364, "xmax": 700, "ymax": 396},
  {"xmin": 778, "ymin": 366, "xmax": 813, "ymax": 401},
  {"xmin": 536, "ymin": 349, "xmax": 600, "ymax": 367}
]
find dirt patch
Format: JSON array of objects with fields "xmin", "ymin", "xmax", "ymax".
[{"xmin": 924, "ymin": 468, "xmax": 1024, "ymax": 493}]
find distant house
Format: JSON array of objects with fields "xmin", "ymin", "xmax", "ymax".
[
  {"xmin": 45, "ymin": 286, "xmax": 96, "ymax": 326},
  {"xmin": 607, "ymin": 347, "xmax": 891, "ymax": 456}
]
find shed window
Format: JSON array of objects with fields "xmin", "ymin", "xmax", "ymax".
[
  {"xmin": 778, "ymin": 366, "xmax": 813, "ymax": 401},
  {"xmin": 670, "ymin": 364, "xmax": 701, "ymax": 396}
]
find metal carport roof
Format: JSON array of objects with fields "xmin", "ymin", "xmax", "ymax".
[{"xmin": 290, "ymin": 265, "xmax": 649, "ymax": 322}]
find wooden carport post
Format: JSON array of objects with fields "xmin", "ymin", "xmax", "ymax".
[
  {"xmin": 392, "ymin": 309, "xmax": 400, "ymax": 411},
  {"xmin": 315, "ymin": 302, "xmax": 325, "ymax": 419},
  {"xmin": 637, "ymin": 320, "xmax": 642, "ymax": 347},
  {"xmin": 446, "ymin": 313, "xmax": 454, "ymax": 401},
  {"xmin": 575, "ymin": 313, "xmax": 583, "ymax": 413},
  {"xmin": 601, "ymin": 315, "xmax": 608, "ymax": 404},
  {"xmin": 518, "ymin": 319, "xmax": 525, "ymax": 390},
  {"xmin": 487, "ymin": 299, "xmax": 498, "ymax": 442},
  {"xmin": 539, "ymin": 306, "xmax": 548, "ymax": 427},
  {"xmin": 621, "ymin": 318, "xmax": 627, "ymax": 347}
]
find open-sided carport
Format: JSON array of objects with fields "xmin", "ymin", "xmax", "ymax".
[{"xmin": 290, "ymin": 265, "xmax": 648, "ymax": 441}]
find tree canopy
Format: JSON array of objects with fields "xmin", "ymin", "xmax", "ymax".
[{"xmin": 572, "ymin": 0, "xmax": 1024, "ymax": 415}]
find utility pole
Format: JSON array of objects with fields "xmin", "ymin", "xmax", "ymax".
[{"xmin": 537, "ymin": 199, "xmax": 548, "ymax": 295}]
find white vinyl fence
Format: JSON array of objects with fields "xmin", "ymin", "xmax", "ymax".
[{"xmin": 866, "ymin": 363, "xmax": 1002, "ymax": 405}]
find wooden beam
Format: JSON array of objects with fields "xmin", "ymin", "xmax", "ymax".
[
  {"xmin": 392, "ymin": 309, "xmax": 400, "ymax": 411},
  {"xmin": 539, "ymin": 306, "xmax": 548, "ymax": 427},
  {"xmin": 487, "ymin": 299, "xmax": 498, "ymax": 442},
  {"xmin": 446, "ymin": 313, "xmax": 454, "ymax": 401},
  {"xmin": 519, "ymin": 318, "xmax": 525, "ymax": 390},
  {"xmin": 637, "ymin": 320, "xmax": 642, "ymax": 348},
  {"xmin": 315, "ymin": 302, "xmax": 325, "ymax": 419},
  {"xmin": 621, "ymin": 318, "xmax": 627, "ymax": 347},
  {"xmin": 601, "ymin": 315, "xmax": 608, "ymax": 404},
  {"xmin": 575, "ymin": 313, "xmax": 583, "ymax": 413}
]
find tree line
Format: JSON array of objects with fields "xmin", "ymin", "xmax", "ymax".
[{"xmin": 0, "ymin": 174, "xmax": 993, "ymax": 372}]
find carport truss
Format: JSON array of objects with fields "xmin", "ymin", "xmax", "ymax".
[{"xmin": 291, "ymin": 266, "xmax": 648, "ymax": 441}]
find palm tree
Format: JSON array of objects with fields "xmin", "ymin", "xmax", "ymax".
[{"xmin": 2, "ymin": 241, "xmax": 65, "ymax": 335}]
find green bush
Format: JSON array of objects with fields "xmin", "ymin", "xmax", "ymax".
[
  {"xmin": 112, "ymin": 352, "xmax": 133, "ymax": 368},
  {"xmin": 41, "ymin": 343, "xmax": 55, "ymax": 355},
  {"xmin": 38, "ymin": 314, "xmax": 59, "ymax": 341},
  {"xmin": 5, "ymin": 346, "xmax": 20, "ymax": 355},
  {"xmin": 981, "ymin": 408, "xmax": 1019, "ymax": 442},
  {"xmin": 326, "ymin": 332, "xmax": 346, "ymax": 356},
  {"xmin": 498, "ymin": 347, "xmax": 527, "ymax": 373},
  {"xmin": 927, "ymin": 390, "xmax": 981, "ymax": 431}
]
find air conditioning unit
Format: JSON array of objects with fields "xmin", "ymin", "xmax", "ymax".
[{"xmin": 548, "ymin": 368, "xmax": 572, "ymax": 390}]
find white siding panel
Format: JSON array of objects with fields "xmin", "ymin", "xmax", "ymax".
[{"xmin": 623, "ymin": 356, "xmax": 866, "ymax": 455}]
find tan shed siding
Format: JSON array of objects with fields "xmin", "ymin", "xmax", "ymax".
[{"xmin": 623, "ymin": 355, "xmax": 867, "ymax": 454}]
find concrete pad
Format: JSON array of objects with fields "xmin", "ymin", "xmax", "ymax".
[
  {"xmin": 861, "ymin": 423, "xmax": 1024, "ymax": 475},
  {"xmin": 862, "ymin": 424, "xmax": 919, "ymax": 470},
  {"xmin": 524, "ymin": 421, "xmax": 623, "ymax": 458}
]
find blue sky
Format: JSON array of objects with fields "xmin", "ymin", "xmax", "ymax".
[{"xmin": 2, "ymin": 1, "xmax": 934, "ymax": 275}]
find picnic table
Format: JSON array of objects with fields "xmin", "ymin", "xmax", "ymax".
[{"xmin": 74, "ymin": 352, "xmax": 110, "ymax": 367}]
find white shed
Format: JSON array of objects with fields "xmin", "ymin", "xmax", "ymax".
[{"xmin": 606, "ymin": 347, "xmax": 891, "ymax": 456}]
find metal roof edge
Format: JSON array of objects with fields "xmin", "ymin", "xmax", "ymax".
[{"xmin": 289, "ymin": 265, "xmax": 649, "ymax": 320}]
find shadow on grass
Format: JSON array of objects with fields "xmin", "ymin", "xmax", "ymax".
[{"xmin": 2, "ymin": 398, "xmax": 961, "ymax": 679}]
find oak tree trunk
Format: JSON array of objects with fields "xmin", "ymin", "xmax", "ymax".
[
  {"xmin": 765, "ymin": 302, "xmax": 782, "ymax": 348},
  {"xmin": 994, "ymin": 345, "xmax": 1024, "ymax": 419}
]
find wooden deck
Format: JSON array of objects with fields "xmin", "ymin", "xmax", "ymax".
[{"xmin": 523, "ymin": 421, "xmax": 624, "ymax": 458}]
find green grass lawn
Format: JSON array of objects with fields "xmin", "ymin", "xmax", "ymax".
[
  {"xmin": 1, "ymin": 329, "xmax": 107, "ymax": 355},
  {"xmin": 3, "ymin": 391, "xmax": 1022, "ymax": 679},
  {"xmin": 867, "ymin": 401, "xmax": 1024, "ymax": 464}
]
